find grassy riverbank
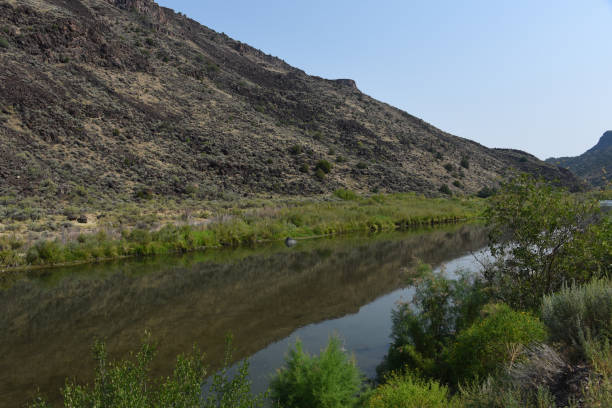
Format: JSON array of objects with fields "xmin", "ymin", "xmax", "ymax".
[{"xmin": 0, "ymin": 192, "xmax": 484, "ymax": 270}]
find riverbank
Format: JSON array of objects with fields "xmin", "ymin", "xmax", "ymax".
[{"xmin": 0, "ymin": 192, "xmax": 484, "ymax": 271}]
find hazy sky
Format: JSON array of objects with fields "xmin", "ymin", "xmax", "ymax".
[{"xmin": 156, "ymin": 0, "xmax": 611, "ymax": 159}]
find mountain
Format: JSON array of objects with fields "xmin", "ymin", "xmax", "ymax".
[
  {"xmin": 0, "ymin": 0, "xmax": 583, "ymax": 206},
  {"xmin": 546, "ymin": 131, "xmax": 612, "ymax": 188}
]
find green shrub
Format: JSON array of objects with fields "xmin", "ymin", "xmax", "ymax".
[
  {"xmin": 31, "ymin": 334, "xmax": 265, "ymax": 408},
  {"xmin": 460, "ymin": 158, "xmax": 470, "ymax": 169},
  {"xmin": 0, "ymin": 37, "xmax": 8, "ymax": 48},
  {"xmin": 443, "ymin": 163, "xmax": 454, "ymax": 172},
  {"xmin": 452, "ymin": 180, "xmax": 462, "ymax": 188},
  {"xmin": 476, "ymin": 187, "xmax": 496, "ymax": 198},
  {"xmin": 541, "ymin": 278, "xmax": 612, "ymax": 360},
  {"xmin": 439, "ymin": 185, "xmax": 451, "ymax": 195},
  {"xmin": 299, "ymin": 163, "xmax": 309, "ymax": 173},
  {"xmin": 335, "ymin": 156, "xmax": 346, "ymax": 163},
  {"xmin": 270, "ymin": 336, "xmax": 363, "ymax": 408},
  {"xmin": 314, "ymin": 168, "xmax": 326, "ymax": 181},
  {"xmin": 367, "ymin": 374, "xmax": 451, "ymax": 408},
  {"xmin": 484, "ymin": 174, "xmax": 601, "ymax": 310},
  {"xmin": 26, "ymin": 240, "xmax": 64, "ymax": 264},
  {"xmin": 333, "ymin": 189, "xmax": 358, "ymax": 201},
  {"xmin": 315, "ymin": 160, "xmax": 332, "ymax": 174},
  {"xmin": 289, "ymin": 144, "xmax": 302, "ymax": 155},
  {"xmin": 356, "ymin": 162, "xmax": 368, "ymax": 169},
  {"xmin": 449, "ymin": 303, "xmax": 547, "ymax": 382},
  {"xmin": 378, "ymin": 271, "xmax": 488, "ymax": 382}
]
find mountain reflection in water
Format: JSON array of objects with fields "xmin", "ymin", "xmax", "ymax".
[{"xmin": 0, "ymin": 224, "xmax": 487, "ymax": 407}]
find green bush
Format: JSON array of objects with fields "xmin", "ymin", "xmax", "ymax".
[
  {"xmin": 356, "ymin": 162, "xmax": 368, "ymax": 169},
  {"xmin": 270, "ymin": 336, "xmax": 362, "ymax": 408},
  {"xmin": 315, "ymin": 160, "xmax": 332, "ymax": 174},
  {"xmin": 484, "ymin": 174, "xmax": 601, "ymax": 310},
  {"xmin": 0, "ymin": 37, "xmax": 8, "ymax": 48},
  {"xmin": 26, "ymin": 240, "xmax": 64, "ymax": 264},
  {"xmin": 541, "ymin": 278, "xmax": 612, "ymax": 360},
  {"xmin": 439, "ymin": 185, "xmax": 451, "ymax": 195},
  {"xmin": 299, "ymin": 163, "xmax": 309, "ymax": 173},
  {"xmin": 448, "ymin": 303, "xmax": 547, "ymax": 382},
  {"xmin": 443, "ymin": 163, "xmax": 454, "ymax": 172},
  {"xmin": 289, "ymin": 144, "xmax": 302, "ymax": 155},
  {"xmin": 314, "ymin": 168, "xmax": 326, "ymax": 181},
  {"xmin": 333, "ymin": 189, "xmax": 358, "ymax": 201},
  {"xmin": 367, "ymin": 374, "xmax": 451, "ymax": 408},
  {"xmin": 460, "ymin": 158, "xmax": 470, "ymax": 169},
  {"xmin": 378, "ymin": 271, "xmax": 488, "ymax": 382},
  {"xmin": 31, "ymin": 335, "xmax": 265, "ymax": 408},
  {"xmin": 452, "ymin": 180, "xmax": 462, "ymax": 188}
]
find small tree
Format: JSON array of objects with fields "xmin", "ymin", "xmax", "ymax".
[{"xmin": 483, "ymin": 174, "xmax": 600, "ymax": 309}]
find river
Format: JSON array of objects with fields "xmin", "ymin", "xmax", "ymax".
[{"xmin": 0, "ymin": 224, "xmax": 488, "ymax": 407}]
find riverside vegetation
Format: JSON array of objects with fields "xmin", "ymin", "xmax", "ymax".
[
  {"xmin": 0, "ymin": 192, "xmax": 483, "ymax": 270},
  {"xmin": 29, "ymin": 175, "xmax": 612, "ymax": 407}
]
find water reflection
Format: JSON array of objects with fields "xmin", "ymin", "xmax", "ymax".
[{"xmin": 0, "ymin": 224, "xmax": 487, "ymax": 407}]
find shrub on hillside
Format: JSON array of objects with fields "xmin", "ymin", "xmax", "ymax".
[
  {"xmin": 448, "ymin": 303, "xmax": 547, "ymax": 382},
  {"xmin": 541, "ymin": 278, "xmax": 612, "ymax": 360},
  {"xmin": 270, "ymin": 336, "xmax": 362, "ymax": 408},
  {"xmin": 367, "ymin": 374, "xmax": 451, "ymax": 408},
  {"xmin": 315, "ymin": 160, "xmax": 332, "ymax": 174},
  {"xmin": 439, "ymin": 185, "xmax": 451, "ymax": 195},
  {"xmin": 334, "ymin": 189, "xmax": 358, "ymax": 201}
]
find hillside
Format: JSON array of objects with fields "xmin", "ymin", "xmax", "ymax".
[
  {"xmin": 0, "ymin": 0, "xmax": 583, "ymax": 208},
  {"xmin": 546, "ymin": 131, "xmax": 612, "ymax": 188}
]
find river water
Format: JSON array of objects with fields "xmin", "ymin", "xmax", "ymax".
[{"xmin": 0, "ymin": 224, "xmax": 488, "ymax": 407}]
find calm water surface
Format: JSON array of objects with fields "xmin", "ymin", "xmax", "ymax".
[{"xmin": 0, "ymin": 224, "xmax": 487, "ymax": 407}]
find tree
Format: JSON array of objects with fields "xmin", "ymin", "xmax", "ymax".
[{"xmin": 483, "ymin": 174, "xmax": 601, "ymax": 310}]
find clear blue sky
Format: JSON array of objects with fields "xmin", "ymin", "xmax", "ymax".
[{"xmin": 157, "ymin": 0, "xmax": 612, "ymax": 159}]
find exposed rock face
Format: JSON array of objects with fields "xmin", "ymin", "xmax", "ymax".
[
  {"xmin": 333, "ymin": 79, "xmax": 358, "ymax": 89},
  {"xmin": 547, "ymin": 131, "xmax": 612, "ymax": 188},
  {"xmin": 0, "ymin": 0, "xmax": 584, "ymax": 204},
  {"xmin": 106, "ymin": 0, "xmax": 167, "ymax": 24}
]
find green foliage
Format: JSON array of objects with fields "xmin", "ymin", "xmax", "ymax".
[
  {"xmin": 444, "ymin": 163, "xmax": 454, "ymax": 172},
  {"xmin": 541, "ymin": 278, "xmax": 612, "ymax": 360},
  {"xmin": 0, "ymin": 37, "xmax": 8, "ymax": 48},
  {"xmin": 314, "ymin": 168, "xmax": 326, "ymax": 181},
  {"xmin": 367, "ymin": 373, "xmax": 452, "ymax": 408},
  {"xmin": 476, "ymin": 187, "xmax": 497, "ymax": 198},
  {"xmin": 298, "ymin": 163, "xmax": 309, "ymax": 173},
  {"xmin": 460, "ymin": 158, "xmax": 470, "ymax": 169},
  {"xmin": 484, "ymin": 173, "xmax": 601, "ymax": 310},
  {"xmin": 456, "ymin": 376, "xmax": 557, "ymax": 408},
  {"xmin": 315, "ymin": 160, "xmax": 332, "ymax": 174},
  {"xmin": 270, "ymin": 336, "xmax": 363, "ymax": 408},
  {"xmin": 452, "ymin": 180, "xmax": 462, "ymax": 188},
  {"xmin": 439, "ymin": 185, "xmax": 451, "ymax": 195},
  {"xmin": 333, "ymin": 189, "xmax": 358, "ymax": 201},
  {"xmin": 31, "ymin": 334, "xmax": 265, "ymax": 408},
  {"xmin": 448, "ymin": 303, "xmax": 547, "ymax": 382},
  {"xmin": 3, "ymin": 194, "xmax": 484, "ymax": 269},
  {"xmin": 378, "ymin": 271, "xmax": 488, "ymax": 382},
  {"xmin": 356, "ymin": 162, "xmax": 368, "ymax": 169},
  {"xmin": 289, "ymin": 144, "xmax": 302, "ymax": 155}
]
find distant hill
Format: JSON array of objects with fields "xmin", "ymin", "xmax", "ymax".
[
  {"xmin": 546, "ymin": 131, "xmax": 612, "ymax": 188},
  {"xmin": 0, "ymin": 0, "xmax": 583, "ymax": 206}
]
